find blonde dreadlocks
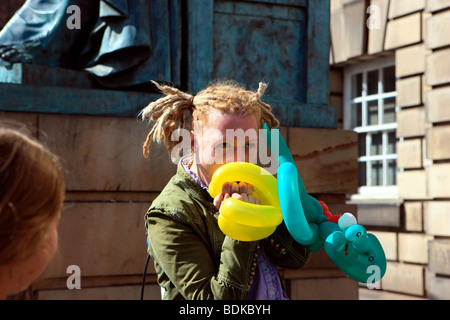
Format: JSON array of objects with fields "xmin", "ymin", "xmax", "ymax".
[{"xmin": 140, "ymin": 80, "xmax": 279, "ymax": 159}]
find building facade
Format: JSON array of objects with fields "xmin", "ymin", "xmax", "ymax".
[{"xmin": 329, "ymin": 0, "xmax": 450, "ymax": 299}]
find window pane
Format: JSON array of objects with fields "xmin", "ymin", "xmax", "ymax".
[
  {"xmin": 383, "ymin": 97, "xmax": 396, "ymax": 124},
  {"xmin": 371, "ymin": 161, "xmax": 383, "ymax": 186},
  {"xmin": 370, "ymin": 133, "xmax": 382, "ymax": 156},
  {"xmin": 352, "ymin": 103, "xmax": 362, "ymax": 127},
  {"xmin": 368, "ymin": 100, "xmax": 379, "ymax": 126},
  {"xmin": 358, "ymin": 133, "xmax": 366, "ymax": 157},
  {"xmin": 387, "ymin": 159, "xmax": 397, "ymax": 185},
  {"xmin": 383, "ymin": 66, "xmax": 396, "ymax": 93},
  {"xmin": 351, "ymin": 73, "xmax": 363, "ymax": 98},
  {"xmin": 387, "ymin": 131, "xmax": 396, "ymax": 154},
  {"xmin": 368, "ymin": 70, "xmax": 378, "ymax": 95},
  {"xmin": 346, "ymin": 62, "xmax": 398, "ymax": 191},
  {"xmin": 358, "ymin": 161, "xmax": 367, "ymax": 187}
]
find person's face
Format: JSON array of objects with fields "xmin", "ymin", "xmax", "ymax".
[
  {"xmin": 8, "ymin": 214, "xmax": 59, "ymax": 295},
  {"xmin": 191, "ymin": 109, "xmax": 258, "ymax": 185}
]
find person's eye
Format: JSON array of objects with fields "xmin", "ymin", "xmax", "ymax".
[
  {"xmin": 246, "ymin": 142, "xmax": 256, "ymax": 149},
  {"xmin": 216, "ymin": 142, "xmax": 232, "ymax": 150}
]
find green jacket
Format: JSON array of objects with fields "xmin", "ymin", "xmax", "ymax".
[{"xmin": 145, "ymin": 159, "xmax": 311, "ymax": 300}]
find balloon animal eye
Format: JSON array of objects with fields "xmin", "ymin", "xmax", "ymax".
[
  {"xmin": 369, "ymin": 256, "xmax": 374, "ymax": 262},
  {"xmin": 356, "ymin": 232, "xmax": 362, "ymax": 237}
]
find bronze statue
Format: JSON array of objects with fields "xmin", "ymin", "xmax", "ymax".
[{"xmin": 0, "ymin": 0, "xmax": 167, "ymax": 89}]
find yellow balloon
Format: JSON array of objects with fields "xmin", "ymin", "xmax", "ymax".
[
  {"xmin": 220, "ymin": 198, "xmax": 282, "ymax": 228},
  {"xmin": 209, "ymin": 162, "xmax": 280, "ymax": 207},
  {"xmin": 209, "ymin": 162, "xmax": 283, "ymax": 241},
  {"xmin": 218, "ymin": 214, "xmax": 277, "ymax": 242}
]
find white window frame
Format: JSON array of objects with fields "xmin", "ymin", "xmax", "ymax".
[{"xmin": 343, "ymin": 56, "xmax": 399, "ymax": 200}]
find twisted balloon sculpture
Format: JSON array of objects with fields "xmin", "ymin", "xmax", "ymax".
[
  {"xmin": 208, "ymin": 124, "xmax": 387, "ymax": 284},
  {"xmin": 263, "ymin": 123, "xmax": 387, "ymax": 283},
  {"xmin": 209, "ymin": 162, "xmax": 283, "ymax": 241}
]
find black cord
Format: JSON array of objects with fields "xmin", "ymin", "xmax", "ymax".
[{"xmin": 140, "ymin": 254, "xmax": 151, "ymax": 300}]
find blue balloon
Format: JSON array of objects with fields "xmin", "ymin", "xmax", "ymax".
[
  {"xmin": 277, "ymin": 162, "xmax": 319, "ymax": 246},
  {"xmin": 324, "ymin": 228, "xmax": 387, "ymax": 283},
  {"xmin": 263, "ymin": 124, "xmax": 322, "ymax": 220},
  {"xmin": 263, "ymin": 123, "xmax": 387, "ymax": 284}
]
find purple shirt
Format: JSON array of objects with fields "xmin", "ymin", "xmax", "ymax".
[
  {"xmin": 248, "ymin": 247, "xmax": 289, "ymax": 300},
  {"xmin": 182, "ymin": 158, "xmax": 289, "ymax": 300}
]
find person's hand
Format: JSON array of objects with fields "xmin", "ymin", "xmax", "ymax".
[{"xmin": 213, "ymin": 181, "xmax": 260, "ymax": 210}]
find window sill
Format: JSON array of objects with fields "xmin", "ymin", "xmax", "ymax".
[
  {"xmin": 348, "ymin": 190, "xmax": 403, "ymax": 206},
  {"xmin": 347, "ymin": 192, "xmax": 403, "ymax": 228}
]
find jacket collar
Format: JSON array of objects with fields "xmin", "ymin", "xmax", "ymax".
[{"xmin": 176, "ymin": 156, "xmax": 215, "ymax": 206}]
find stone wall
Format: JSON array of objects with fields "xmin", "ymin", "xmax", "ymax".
[{"xmin": 330, "ymin": 0, "xmax": 450, "ymax": 299}]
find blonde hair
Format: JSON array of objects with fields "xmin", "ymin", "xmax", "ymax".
[
  {"xmin": 0, "ymin": 125, "xmax": 65, "ymax": 266},
  {"xmin": 141, "ymin": 80, "xmax": 279, "ymax": 158}
]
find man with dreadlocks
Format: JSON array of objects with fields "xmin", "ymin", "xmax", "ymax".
[{"xmin": 141, "ymin": 80, "xmax": 310, "ymax": 300}]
